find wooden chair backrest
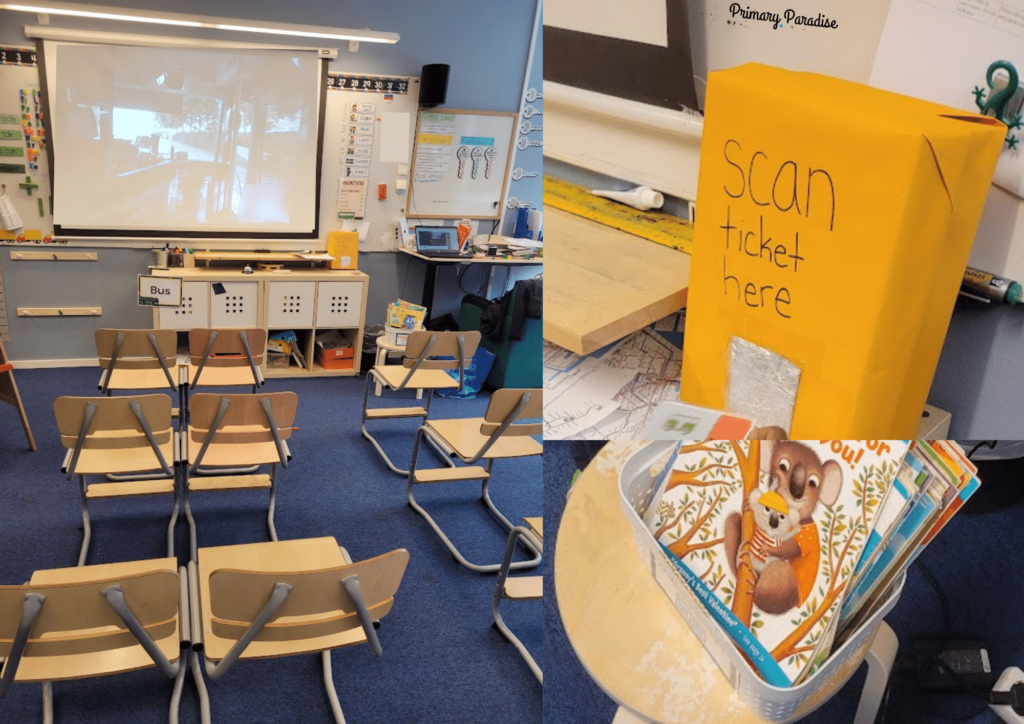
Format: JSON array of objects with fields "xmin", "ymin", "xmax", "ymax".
[
  {"xmin": 95, "ymin": 329, "xmax": 177, "ymax": 370},
  {"xmin": 0, "ymin": 569, "xmax": 179, "ymax": 659},
  {"xmin": 480, "ymin": 388, "xmax": 542, "ymax": 437},
  {"xmin": 189, "ymin": 328, "xmax": 266, "ymax": 366},
  {"xmin": 207, "ymin": 549, "xmax": 408, "ymax": 644},
  {"xmin": 403, "ymin": 331, "xmax": 480, "ymax": 370},
  {"xmin": 189, "ymin": 392, "xmax": 297, "ymax": 444},
  {"xmin": 53, "ymin": 395, "xmax": 173, "ymax": 449}
]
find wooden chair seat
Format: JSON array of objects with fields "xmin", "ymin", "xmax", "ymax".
[
  {"xmin": 11, "ymin": 558, "xmax": 180, "ymax": 683},
  {"xmin": 100, "ymin": 367, "xmax": 178, "ymax": 391},
  {"xmin": 413, "ymin": 466, "xmax": 490, "ymax": 484},
  {"xmin": 371, "ymin": 365, "xmax": 460, "ymax": 391},
  {"xmin": 197, "ymin": 538, "xmax": 369, "ymax": 662},
  {"xmin": 186, "ymin": 429, "xmax": 286, "ymax": 468},
  {"xmin": 426, "ymin": 418, "xmax": 542, "ymax": 460},
  {"xmin": 86, "ymin": 479, "xmax": 176, "ymax": 499},
  {"xmin": 189, "ymin": 474, "xmax": 272, "ymax": 492},
  {"xmin": 188, "ymin": 364, "xmax": 258, "ymax": 388},
  {"xmin": 69, "ymin": 439, "xmax": 177, "ymax": 475}
]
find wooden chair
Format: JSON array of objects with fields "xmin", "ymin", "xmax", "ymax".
[
  {"xmin": 185, "ymin": 328, "xmax": 266, "ymax": 403},
  {"xmin": 361, "ymin": 330, "xmax": 480, "ymax": 475},
  {"xmin": 183, "ymin": 392, "xmax": 297, "ymax": 561},
  {"xmin": 53, "ymin": 395, "xmax": 180, "ymax": 566},
  {"xmin": 0, "ymin": 558, "xmax": 190, "ymax": 723},
  {"xmin": 94, "ymin": 329, "xmax": 181, "ymax": 414},
  {"xmin": 188, "ymin": 537, "xmax": 409, "ymax": 724},
  {"xmin": 406, "ymin": 388, "xmax": 542, "ymax": 572},
  {"xmin": 0, "ymin": 338, "xmax": 35, "ymax": 451},
  {"xmin": 492, "ymin": 519, "xmax": 543, "ymax": 683}
]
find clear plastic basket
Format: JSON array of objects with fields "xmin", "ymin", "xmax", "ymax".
[{"xmin": 618, "ymin": 441, "xmax": 906, "ymax": 722}]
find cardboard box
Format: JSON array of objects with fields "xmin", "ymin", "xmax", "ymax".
[
  {"xmin": 680, "ymin": 64, "xmax": 1005, "ymax": 437},
  {"xmin": 327, "ymin": 231, "xmax": 359, "ymax": 270},
  {"xmin": 314, "ymin": 329, "xmax": 354, "ymax": 361},
  {"xmin": 315, "ymin": 348, "xmax": 354, "ymax": 370}
]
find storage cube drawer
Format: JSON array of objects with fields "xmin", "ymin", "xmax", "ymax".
[
  {"xmin": 209, "ymin": 281, "xmax": 258, "ymax": 327},
  {"xmin": 316, "ymin": 281, "xmax": 362, "ymax": 327},
  {"xmin": 158, "ymin": 281, "xmax": 208, "ymax": 330},
  {"xmin": 267, "ymin": 281, "xmax": 315, "ymax": 328}
]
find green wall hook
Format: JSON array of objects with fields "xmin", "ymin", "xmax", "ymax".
[{"xmin": 973, "ymin": 60, "xmax": 1023, "ymax": 150}]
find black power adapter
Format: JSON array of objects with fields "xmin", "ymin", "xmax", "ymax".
[{"xmin": 912, "ymin": 637, "xmax": 996, "ymax": 691}]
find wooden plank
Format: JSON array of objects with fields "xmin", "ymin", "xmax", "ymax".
[
  {"xmin": 17, "ymin": 307, "xmax": 102, "ymax": 317},
  {"xmin": 524, "ymin": 517, "xmax": 543, "ymax": 538},
  {"xmin": 9, "ymin": 251, "xmax": 98, "ymax": 261},
  {"xmin": 544, "ymin": 206, "xmax": 690, "ymax": 355}
]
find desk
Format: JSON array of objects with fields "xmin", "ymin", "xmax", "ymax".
[
  {"xmin": 556, "ymin": 441, "xmax": 897, "ymax": 724},
  {"xmin": 398, "ymin": 247, "xmax": 542, "ymax": 326}
]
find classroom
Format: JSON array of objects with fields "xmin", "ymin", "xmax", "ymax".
[{"xmin": 0, "ymin": 1, "xmax": 542, "ymax": 722}]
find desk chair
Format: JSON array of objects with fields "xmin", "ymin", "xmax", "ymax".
[
  {"xmin": 0, "ymin": 558, "xmax": 190, "ymax": 723},
  {"xmin": 182, "ymin": 392, "xmax": 297, "ymax": 562},
  {"xmin": 95, "ymin": 329, "xmax": 181, "ymax": 413},
  {"xmin": 53, "ymin": 395, "xmax": 180, "ymax": 566},
  {"xmin": 187, "ymin": 537, "xmax": 409, "ymax": 724},
  {"xmin": 406, "ymin": 388, "xmax": 542, "ymax": 572},
  {"xmin": 361, "ymin": 330, "xmax": 480, "ymax": 475},
  {"xmin": 0, "ymin": 337, "xmax": 35, "ymax": 450},
  {"xmin": 492, "ymin": 521, "xmax": 543, "ymax": 683},
  {"xmin": 185, "ymin": 328, "xmax": 266, "ymax": 401}
]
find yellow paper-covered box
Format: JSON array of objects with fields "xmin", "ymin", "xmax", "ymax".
[{"xmin": 680, "ymin": 64, "xmax": 1005, "ymax": 437}]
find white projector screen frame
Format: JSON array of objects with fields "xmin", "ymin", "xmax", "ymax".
[{"xmin": 39, "ymin": 39, "xmax": 328, "ymax": 240}]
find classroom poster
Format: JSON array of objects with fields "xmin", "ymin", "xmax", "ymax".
[{"xmin": 337, "ymin": 178, "xmax": 368, "ymax": 219}]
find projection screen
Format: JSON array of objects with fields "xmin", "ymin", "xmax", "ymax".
[{"xmin": 42, "ymin": 42, "xmax": 325, "ymax": 237}]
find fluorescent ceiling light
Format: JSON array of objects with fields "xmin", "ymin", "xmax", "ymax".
[{"xmin": 0, "ymin": 1, "xmax": 400, "ymax": 43}]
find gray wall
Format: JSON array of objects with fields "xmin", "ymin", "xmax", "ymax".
[{"xmin": 0, "ymin": 0, "xmax": 540, "ymax": 360}]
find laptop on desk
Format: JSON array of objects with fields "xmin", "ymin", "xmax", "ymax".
[{"xmin": 415, "ymin": 227, "xmax": 464, "ymax": 258}]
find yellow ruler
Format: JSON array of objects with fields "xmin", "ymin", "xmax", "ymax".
[{"xmin": 543, "ymin": 175, "xmax": 694, "ymax": 254}]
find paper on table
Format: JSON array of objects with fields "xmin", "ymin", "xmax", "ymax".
[
  {"xmin": 297, "ymin": 253, "xmax": 335, "ymax": 261},
  {"xmin": 870, "ymin": 0, "xmax": 1024, "ymax": 200},
  {"xmin": 380, "ymin": 112, "xmax": 411, "ymax": 163},
  {"xmin": 544, "ymin": 317, "xmax": 684, "ymax": 440}
]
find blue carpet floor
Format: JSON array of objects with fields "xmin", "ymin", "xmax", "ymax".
[
  {"xmin": 544, "ymin": 441, "xmax": 1021, "ymax": 724},
  {"xmin": 0, "ymin": 367, "xmax": 542, "ymax": 723}
]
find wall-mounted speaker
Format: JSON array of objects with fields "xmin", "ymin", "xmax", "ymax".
[{"xmin": 419, "ymin": 64, "xmax": 450, "ymax": 108}]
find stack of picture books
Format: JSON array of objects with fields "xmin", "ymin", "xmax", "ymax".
[{"xmin": 642, "ymin": 440, "xmax": 980, "ymax": 687}]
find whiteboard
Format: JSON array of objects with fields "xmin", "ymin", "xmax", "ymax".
[
  {"xmin": 406, "ymin": 110, "xmax": 516, "ymax": 220},
  {"xmin": 317, "ymin": 73, "xmax": 420, "ymax": 252}
]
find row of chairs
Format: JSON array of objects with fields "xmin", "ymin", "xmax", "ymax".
[{"xmin": 0, "ymin": 536, "xmax": 408, "ymax": 723}]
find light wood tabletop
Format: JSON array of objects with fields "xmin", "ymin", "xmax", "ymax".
[
  {"xmin": 543, "ymin": 207, "xmax": 690, "ymax": 356},
  {"xmin": 398, "ymin": 247, "xmax": 543, "ymax": 265},
  {"xmin": 555, "ymin": 441, "xmax": 764, "ymax": 724}
]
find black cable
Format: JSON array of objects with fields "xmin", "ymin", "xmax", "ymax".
[
  {"xmin": 966, "ymin": 441, "xmax": 998, "ymax": 460},
  {"xmin": 399, "ymin": 253, "xmax": 413, "ymax": 299}
]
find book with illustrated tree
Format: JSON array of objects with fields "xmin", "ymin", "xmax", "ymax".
[{"xmin": 643, "ymin": 440, "xmax": 906, "ymax": 685}]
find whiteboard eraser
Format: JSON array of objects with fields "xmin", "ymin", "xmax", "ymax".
[
  {"xmin": 397, "ymin": 163, "xmax": 409, "ymax": 176},
  {"xmin": 396, "ymin": 178, "xmax": 408, "ymax": 192}
]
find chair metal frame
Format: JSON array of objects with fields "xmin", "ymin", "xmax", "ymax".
[
  {"xmin": 185, "ymin": 541, "xmax": 408, "ymax": 724},
  {"xmin": 361, "ymin": 331, "xmax": 478, "ymax": 476},
  {"xmin": 182, "ymin": 393, "xmax": 294, "ymax": 562},
  {"xmin": 0, "ymin": 564, "xmax": 190, "ymax": 723},
  {"xmin": 491, "ymin": 525, "xmax": 543, "ymax": 683},
  {"xmin": 406, "ymin": 389, "xmax": 542, "ymax": 573},
  {"xmin": 56, "ymin": 396, "xmax": 180, "ymax": 566}
]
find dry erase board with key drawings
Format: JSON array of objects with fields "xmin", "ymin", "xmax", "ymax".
[{"xmin": 407, "ymin": 109, "xmax": 516, "ymax": 219}]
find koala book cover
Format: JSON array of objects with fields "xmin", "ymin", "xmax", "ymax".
[{"xmin": 643, "ymin": 440, "xmax": 907, "ymax": 685}]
